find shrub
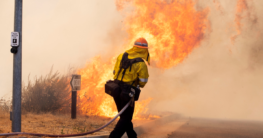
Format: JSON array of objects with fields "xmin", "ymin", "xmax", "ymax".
[
  {"xmin": 0, "ymin": 98, "xmax": 10, "ymax": 113},
  {"xmin": 22, "ymin": 69, "xmax": 71, "ymax": 113}
]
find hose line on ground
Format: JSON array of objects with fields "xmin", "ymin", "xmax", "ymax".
[{"xmin": 0, "ymin": 99, "xmax": 132, "ymax": 137}]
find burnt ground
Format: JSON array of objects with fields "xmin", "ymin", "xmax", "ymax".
[
  {"xmin": 168, "ymin": 118, "xmax": 263, "ymax": 138},
  {"xmin": 123, "ymin": 114, "xmax": 263, "ymax": 138},
  {"xmin": 123, "ymin": 113, "xmax": 188, "ymax": 138}
]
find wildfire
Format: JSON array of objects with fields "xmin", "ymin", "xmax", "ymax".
[
  {"xmin": 232, "ymin": 0, "xmax": 249, "ymax": 43},
  {"xmin": 117, "ymin": 0, "xmax": 209, "ymax": 68},
  {"xmin": 76, "ymin": 0, "xmax": 208, "ymax": 119}
]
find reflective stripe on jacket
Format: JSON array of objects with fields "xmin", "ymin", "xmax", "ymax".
[{"xmin": 113, "ymin": 53, "xmax": 149, "ymax": 88}]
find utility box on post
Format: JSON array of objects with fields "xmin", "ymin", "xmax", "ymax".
[
  {"xmin": 11, "ymin": 32, "xmax": 19, "ymax": 47},
  {"xmin": 70, "ymin": 74, "xmax": 81, "ymax": 119}
]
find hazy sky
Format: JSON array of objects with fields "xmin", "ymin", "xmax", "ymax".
[{"xmin": 0, "ymin": 0, "xmax": 126, "ymax": 98}]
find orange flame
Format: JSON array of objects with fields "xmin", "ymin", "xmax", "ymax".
[
  {"xmin": 118, "ymin": 0, "xmax": 209, "ymax": 68},
  {"xmin": 231, "ymin": 0, "xmax": 251, "ymax": 43},
  {"xmin": 77, "ymin": 0, "xmax": 208, "ymax": 119}
]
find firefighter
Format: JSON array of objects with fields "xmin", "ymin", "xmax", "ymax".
[{"xmin": 109, "ymin": 38, "xmax": 150, "ymax": 138}]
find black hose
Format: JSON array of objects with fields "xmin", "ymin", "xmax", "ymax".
[{"xmin": 0, "ymin": 99, "xmax": 132, "ymax": 137}]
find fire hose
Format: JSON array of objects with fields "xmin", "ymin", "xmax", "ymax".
[{"xmin": 0, "ymin": 99, "xmax": 132, "ymax": 137}]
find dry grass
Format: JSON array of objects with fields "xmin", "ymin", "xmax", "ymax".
[
  {"xmin": 0, "ymin": 112, "xmax": 10, "ymax": 134},
  {"xmin": 0, "ymin": 111, "xmax": 117, "ymax": 136},
  {"xmin": 22, "ymin": 68, "xmax": 71, "ymax": 113},
  {"xmin": 0, "ymin": 68, "xmax": 148, "ymax": 137}
]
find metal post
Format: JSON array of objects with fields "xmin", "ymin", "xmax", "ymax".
[
  {"xmin": 12, "ymin": 0, "xmax": 22, "ymax": 132},
  {"xmin": 71, "ymin": 91, "xmax": 77, "ymax": 119}
]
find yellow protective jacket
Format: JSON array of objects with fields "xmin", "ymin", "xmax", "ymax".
[{"xmin": 113, "ymin": 47, "xmax": 150, "ymax": 88}]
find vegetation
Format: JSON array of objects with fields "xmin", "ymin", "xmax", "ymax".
[
  {"xmin": 22, "ymin": 68, "xmax": 71, "ymax": 113},
  {"xmin": 0, "ymin": 112, "xmax": 115, "ymax": 135},
  {"xmin": 0, "ymin": 98, "xmax": 10, "ymax": 113},
  {"xmin": 0, "ymin": 68, "xmax": 117, "ymax": 135}
]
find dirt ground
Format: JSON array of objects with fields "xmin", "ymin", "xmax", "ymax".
[
  {"xmin": 0, "ymin": 111, "xmax": 117, "ymax": 136},
  {"xmin": 0, "ymin": 111, "xmax": 156, "ymax": 138},
  {"xmin": 7, "ymin": 112, "xmax": 263, "ymax": 138},
  {"xmin": 122, "ymin": 113, "xmax": 187, "ymax": 138},
  {"xmin": 168, "ymin": 118, "xmax": 263, "ymax": 138},
  {"xmin": 124, "ymin": 114, "xmax": 263, "ymax": 138}
]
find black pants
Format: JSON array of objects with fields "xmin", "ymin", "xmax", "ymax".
[{"xmin": 109, "ymin": 97, "xmax": 137, "ymax": 138}]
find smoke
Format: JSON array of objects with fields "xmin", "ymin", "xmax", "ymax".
[
  {"xmin": 1, "ymin": 0, "xmax": 263, "ymax": 121},
  {"xmin": 0, "ymin": 0, "xmax": 125, "ymax": 97},
  {"xmin": 141, "ymin": 0, "xmax": 263, "ymax": 121}
]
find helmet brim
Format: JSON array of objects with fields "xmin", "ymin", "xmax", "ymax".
[{"xmin": 134, "ymin": 45, "xmax": 148, "ymax": 49}]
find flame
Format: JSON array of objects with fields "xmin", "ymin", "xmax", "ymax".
[
  {"xmin": 118, "ymin": 0, "xmax": 209, "ymax": 68},
  {"xmin": 77, "ymin": 56, "xmax": 151, "ymax": 119},
  {"xmin": 76, "ymin": 0, "xmax": 208, "ymax": 119},
  {"xmin": 231, "ymin": 0, "xmax": 250, "ymax": 43}
]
